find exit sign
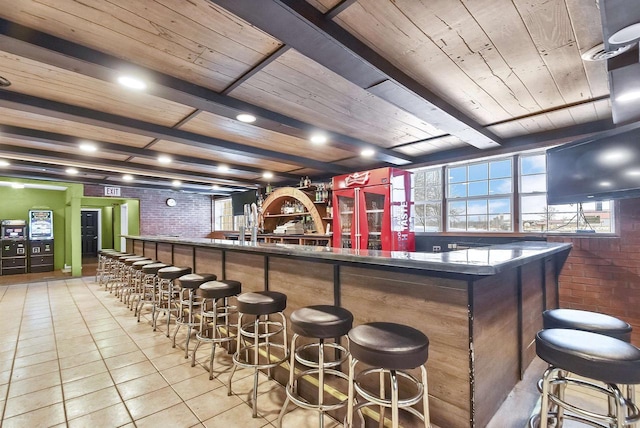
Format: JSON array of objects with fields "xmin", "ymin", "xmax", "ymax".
[{"xmin": 104, "ymin": 186, "xmax": 121, "ymax": 197}]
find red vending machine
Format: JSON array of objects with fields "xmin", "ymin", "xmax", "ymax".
[{"xmin": 332, "ymin": 167, "xmax": 414, "ymax": 251}]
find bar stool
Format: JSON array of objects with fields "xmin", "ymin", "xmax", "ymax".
[
  {"xmin": 191, "ymin": 280, "xmax": 242, "ymax": 379},
  {"xmin": 137, "ymin": 262, "xmax": 170, "ymax": 323},
  {"xmin": 128, "ymin": 259, "xmax": 158, "ymax": 313},
  {"xmin": 543, "ymin": 308, "xmax": 632, "ymax": 342},
  {"xmin": 171, "ymin": 273, "xmax": 217, "ymax": 358},
  {"xmin": 101, "ymin": 252, "xmax": 131, "ymax": 289},
  {"xmin": 155, "ymin": 266, "xmax": 192, "ymax": 336},
  {"xmin": 96, "ymin": 249, "xmax": 117, "ymax": 285},
  {"xmin": 121, "ymin": 256, "xmax": 151, "ymax": 304},
  {"xmin": 346, "ymin": 322, "xmax": 430, "ymax": 428},
  {"xmin": 531, "ymin": 329, "xmax": 640, "ymax": 428},
  {"xmin": 108, "ymin": 254, "xmax": 137, "ymax": 296},
  {"xmin": 278, "ymin": 305, "xmax": 353, "ymax": 428},
  {"xmin": 228, "ymin": 291, "xmax": 288, "ymax": 418}
]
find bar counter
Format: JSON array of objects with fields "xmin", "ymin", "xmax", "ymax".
[{"xmin": 125, "ymin": 235, "xmax": 571, "ymax": 427}]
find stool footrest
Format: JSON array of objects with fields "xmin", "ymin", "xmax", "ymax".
[
  {"xmin": 233, "ymin": 343, "xmax": 288, "ymax": 369},
  {"xmin": 294, "ymin": 342, "xmax": 349, "ymax": 369},
  {"xmin": 354, "ymin": 367, "xmax": 425, "ymax": 409}
]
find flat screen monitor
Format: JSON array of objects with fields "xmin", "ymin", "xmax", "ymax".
[{"xmin": 547, "ymin": 127, "xmax": 640, "ymax": 204}]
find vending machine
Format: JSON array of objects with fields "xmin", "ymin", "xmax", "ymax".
[
  {"xmin": 1, "ymin": 220, "xmax": 28, "ymax": 275},
  {"xmin": 28, "ymin": 210, "xmax": 54, "ymax": 273},
  {"xmin": 332, "ymin": 167, "xmax": 414, "ymax": 251}
]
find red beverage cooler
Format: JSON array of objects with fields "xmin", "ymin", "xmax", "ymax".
[{"xmin": 332, "ymin": 167, "xmax": 414, "ymax": 251}]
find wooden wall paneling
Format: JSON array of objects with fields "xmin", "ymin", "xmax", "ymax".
[
  {"xmin": 224, "ymin": 251, "xmax": 265, "ymax": 292},
  {"xmin": 545, "ymin": 256, "xmax": 558, "ymax": 310},
  {"xmin": 156, "ymin": 243, "xmax": 173, "ymax": 265},
  {"xmin": 0, "ymin": 51, "xmax": 196, "ymax": 127},
  {"xmin": 0, "ymin": 107, "xmax": 155, "ymax": 148},
  {"xmin": 472, "ymin": 269, "xmax": 519, "ymax": 428},
  {"xmin": 133, "ymin": 240, "xmax": 144, "ymax": 256},
  {"xmin": 143, "ymin": 242, "xmax": 157, "ymax": 260},
  {"xmin": 340, "ymin": 266, "xmax": 471, "ymax": 427},
  {"xmin": 172, "ymin": 245, "xmax": 194, "ymax": 270},
  {"xmin": 520, "ymin": 261, "xmax": 544, "ymax": 370},
  {"xmin": 194, "ymin": 247, "xmax": 224, "ymax": 279}
]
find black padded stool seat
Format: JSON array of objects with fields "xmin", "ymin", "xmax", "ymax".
[
  {"xmin": 349, "ymin": 322, "xmax": 429, "ymax": 370},
  {"xmin": 543, "ymin": 308, "xmax": 632, "ymax": 342},
  {"xmin": 237, "ymin": 291, "xmax": 287, "ymax": 315},
  {"xmin": 197, "ymin": 280, "xmax": 241, "ymax": 299},
  {"xmin": 117, "ymin": 254, "xmax": 138, "ymax": 261},
  {"xmin": 142, "ymin": 263, "xmax": 170, "ymax": 275},
  {"xmin": 132, "ymin": 260, "xmax": 157, "ymax": 270},
  {"xmin": 177, "ymin": 273, "xmax": 217, "ymax": 289},
  {"xmin": 157, "ymin": 266, "xmax": 192, "ymax": 280},
  {"xmin": 290, "ymin": 305, "xmax": 353, "ymax": 338},
  {"xmin": 536, "ymin": 329, "xmax": 640, "ymax": 385},
  {"xmin": 124, "ymin": 257, "xmax": 150, "ymax": 266},
  {"xmin": 99, "ymin": 249, "xmax": 117, "ymax": 255}
]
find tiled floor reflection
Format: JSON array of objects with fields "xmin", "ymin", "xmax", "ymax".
[{"xmin": 1, "ymin": 276, "xmax": 637, "ymax": 427}]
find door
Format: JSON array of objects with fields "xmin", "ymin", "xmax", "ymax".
[
  {"xmin": 361, "ymin": 185, "xmax": 388, "ymax": 250},
  {"xmin": 81, "ymin": 210, "xmax": 99, "ymax": 256},
  {"xmin": 332, "ymin": 189, "xmax": 356, "ymax": 249}
]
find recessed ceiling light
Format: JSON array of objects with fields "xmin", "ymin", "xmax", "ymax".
[
  {"xmin": 11, "ymin": 183, "xmax": 24, "ymax": 189},
  {"xmin": 65, "ymin": 167, "xmax": 79, "ymax": 175},
  {"xmin": 236, "ymin": 113, "xmax": 256, "ymax": 123},
  {"xmin": 609, "ymin": 22, "xmax": 640, "ymax": 45},
  {"xmin": 0, "ymin": 159, "xmax": 9, "ymax": 167},
  {"xmin": 600, "ymin": 181, "xmax": 611, "ymax": 187},
  {"xmin": 122, "ymin": 174, "xmax": 134, "ymax": 182},
  {"xmin": 158, "ymin": 155, "xmax": 172, "ymax": 164},
  {"xmin": 0, "ymin": 76, "xmax": 11, "ymax": 87},
  {"xmin": 218, "ymin": 165, "xmax": 230, "ymax": 173},
  {"xmin": 626, "ymin": 170, "xmax": 640, "ymax": 177},
  {"xmin": 587, "ymin": 195, "xmax": 595, "ymax": 198},
  {"xmin": 117, "ymin": 75, "xmax": 147, "ymax": 90},
  {"xmin": 262, "ymin": 172, "xmax": 273, "ymax": 179},
  {"xmin": 79, "ymin": 142, "xmax": 97, "ymax": 153},
  {"xmin": 361, "ymin": 148, "xmax": 376, "ymax": 157},
  {"xmin": 616, "ymin": 91, "xmax": 640, "ymax": 103},
  {"xmin": 310, "ymin": 134, "xmax": 328, "ymax": 145},
  {"xmin": 172, "ymin": 180, "xmax": 182, "ymax": 187}
]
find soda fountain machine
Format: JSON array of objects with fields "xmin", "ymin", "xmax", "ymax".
[
  {"xmin": 1, "ymin": 219, "xmax": 28, "ymax": 275},
  {"xmin": 332, "ymin": 167, "xmax": 415, "ymax": 251},
  {"xmin": 28, "ymin": 210, "xmax": 54, "ymax": 272}
]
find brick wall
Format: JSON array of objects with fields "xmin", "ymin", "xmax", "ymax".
[
  {"xmin": 548, "ymin": 197, "xmax": 640, "ymax": 345},
  {"xmin": 84, "ymin": 185, "xmax": 213, "ymax": 238}
]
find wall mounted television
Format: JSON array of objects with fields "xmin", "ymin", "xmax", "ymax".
[{"xmin": 547, "ymin": 125, "xmax": 640, "ymax": 205}]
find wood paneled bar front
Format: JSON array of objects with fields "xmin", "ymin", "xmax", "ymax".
[{"xmin": 125, "ymin": 235, "xmax": 571, "ymax": 428}]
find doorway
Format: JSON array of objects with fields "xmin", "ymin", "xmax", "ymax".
[
  {"xmin": 81, "ymin": 209, "xmax": 101, "ymax": 257},
  {"xmin": 120, "ymin": 203, "xmax": 128, "ymax": 251}
]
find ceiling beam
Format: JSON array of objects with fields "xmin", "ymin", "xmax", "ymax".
[
  {"xmin": 0, "ymin": 90, "xmax": 352, "ymax": 174},
  {"xmin": 209, "ymin": 0, "xmax": 502, "ymax": 150},
  {"xmin": 0, "ymin": 124, "xmax": 301, "ymax": 182},
  {"xmin": 0, "ymin": 18, "xmax": 413, "ymax": 166}
]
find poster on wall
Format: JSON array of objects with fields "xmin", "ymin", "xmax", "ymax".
[{"xmin": 29, "ymin": 210, "xmax": 54, "ymax": 240}]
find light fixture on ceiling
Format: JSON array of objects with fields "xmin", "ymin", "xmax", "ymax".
[
  {"xmin": 626, "ymin": 169, "xmax": 640, "ymax": 176},
  {"xmin": 0, "ymin": 76, "xmax": 11, "ymax": 87},
  {"xmin": 158, "ymin": 155, "xmax": 172, "ymax": 164},
  {"xmin": 609, "ymin": 22, "xmax": 640, "ymax": 45},
  {"xmin": 79, "ymin": 142, "xmax": 97, "ymax": 153},
  {"xmin": 310, "ymin": 134, "xmax": 328, "ymax": 145},
  {"xmin": 65, "ymin": 167, "xmax": 79, "ymax": 175},
  {"xmin": 361, "ymin": 148, "xmax": 375, "ymax": 157},
  {"xmin": 262, "ymin": 171, "xmax": 274, "ymax": 179},
  {"xmin": 616, "ymin": 90, "xmax": 640, "ymax": 103},
  {"xmin": 236, "ymin": 113, "xmax": 256, "ymax": 123},
  {"xmin": 600, "ymin": 181, "xmax": 612, "ymax": 187},
  {"xmin": 117, "ymin": 75, "xmax": 147, "ymax": 90},
  {"xmin": 172, "ymin": 179, "xmax": 182, "ymax": 187},
  {"xmin": 0, "ymin": 159, "xmax": 9, "ymax": 167},
  {"xmin": 581, "ymin": 42, "xmax": 633, "ymax": 61},
  {"xmin": 211, "ymin": 184, "xmax": 221, "ymax": 190},
  {"xmin": 218, "ymin": 165, "xmax": 230, "ymax": 173},
  {"xmin": 11, "ymin": 183, "xmax": 24, "ymax": 189},
  {"xmin": 122, "ymin": 174, "xmax": 134, "ymax": 182}
]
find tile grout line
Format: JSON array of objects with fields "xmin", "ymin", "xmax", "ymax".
[{"xmin": 48, "ymin": 279, "xmax": 70, "ymax": 424}]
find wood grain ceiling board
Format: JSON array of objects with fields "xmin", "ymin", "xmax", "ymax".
[
  {"xmin": 127, "ymin": 156, "xmax": 260, "ymax": 180},
  {"xmin": 179, "ymin": 111, "xmax": 355, "ymax": 162},
  {"xmin": 0, "ymin": 107, "xmax": 154, "ymax": 148},
  {"xmin": 229, "ymin": 49, "xmax": 444, "ymax": 149},
  {"xmin": 305, "ymin": 0, "xmax": 342, "ymax": 14},
  {"xmin": 394, "ymin": 136, "xmax": 467, "ymax": 157},
  {"xmin": 0, "ymin": 0, "xmax": 282, "ymax": 92},
  {"xmin": 0, "ymin": 136, "xmax": 129, "ymax": 161},
  {"xmin": 0, "ymin": 50, "xmax": 195, "ymax": 127},
  {"xmin": 150, "ymin": 139, "xmax": 300, "ymax": 173}
]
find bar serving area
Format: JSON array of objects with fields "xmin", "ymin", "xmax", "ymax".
[{"xmin": 124, "ymin": 235, "xmax": 571, "ymax": 427}]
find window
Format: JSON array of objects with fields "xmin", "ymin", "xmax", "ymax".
[
  {"xmin": 413, "ymin": 168, "xmax": 442, "ymax": 232},
  {"xmin": 213, "ymin": 198, "xmax": 234, "ymax": 231},
  {"xmin": 446, "ymin": 158, "xmax": 513, "ymax": 232}
]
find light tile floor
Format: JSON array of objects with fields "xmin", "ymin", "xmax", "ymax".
[{"xmin": 0, "ymin": 276, "xmax": 637, "ymax": 427}]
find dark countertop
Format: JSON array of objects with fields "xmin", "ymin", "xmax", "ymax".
[{"xmin": 124, "ymin": 235, "xmax": 571, "ymax": 276}]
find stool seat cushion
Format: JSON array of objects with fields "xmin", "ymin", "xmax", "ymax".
[
  {"xmin": 348, "ymin": 322, "xmax": 429, "ymax": 370},
  {"xmin": 536, "ymin": 329, "xmax": 640, "ymax": 385},
  {"xmin": 132, "ymin": 260, "xmax": 157, "ymax": 270},
  {"xmin": 158, "ymin": 266, "xmax": 192, "ymax": 280},
  {"xmin": 117, "ymin": 254, "xmax": 137, "ymax": 261},
  {"xmin": 237, "ymin": 291, "xmax": 286, "ymax": 315},
  {"xmin": 142, "ymin": 263, "xmax": 170, "ymax": 275},
  {"xmin": 290, "ymin": 305, "xmax": 353, "ymax": 338},
  {"xmin": 124, "ymin": 257, "xmax": 150, "ymax": 266},
  {"xmin": 543, "ymin": 309, "xmax": 632, "ymax": 342},
  {"xmin": 198, "ymin": 280, "xmax": 242, "ymax": 299},
  {"xmin": 178, "ymin": 273, "xmax": 218, "ymax": 289},
  {"xmin": 106, "ymin": 252, "xmax": 127, "ymax": 258}
]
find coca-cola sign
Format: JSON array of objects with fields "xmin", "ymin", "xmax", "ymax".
[{"xmin": 344, "ymin": 171, "xmax": 370, "ymax": 187}]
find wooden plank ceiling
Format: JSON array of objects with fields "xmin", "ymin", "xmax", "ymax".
[{"xmin": 0, "ymin": 0, "xmax": 614, "ymax": 194}]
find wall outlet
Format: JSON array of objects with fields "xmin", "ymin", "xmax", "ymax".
[{"xmin": 432, "ymin": 245, "xmax": 441, "ymax": 252}]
